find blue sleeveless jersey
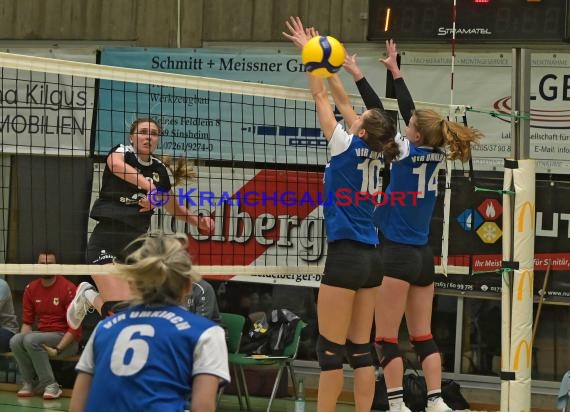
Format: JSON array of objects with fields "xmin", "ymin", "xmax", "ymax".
[
  {"xmin": 76, "ymin": 304, "xmax": 229, "ymax": 412},
  {"xmin": 374, "ymin": 135, "xmax": 445, "ymax": 245},
  {"xmin": 324, "ymin": 124, "xmax": 381, "ymax": 245}
]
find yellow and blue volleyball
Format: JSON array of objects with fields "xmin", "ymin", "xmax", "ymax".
[{"xmin": 301, "ymin": 35, "xmax": 345, "ymax": 78}]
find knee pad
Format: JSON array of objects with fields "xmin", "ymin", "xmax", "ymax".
[
  {"xmin": 374, "ymin": 337, "xmax": 402, "ymax": 368},
  {"xmin": 411, "ymin": 334, "xmax": 439, "ymax": 363},
  {"xmin": 346, "ymin": 340, "xmax": 374, "ymax": 370},
  {"xmin": 316, "ymin": 335, "xmax": 346, "ymax": 371},
  {"xmin": 101, "ymin": 300, "xmax": 125, "ymax": 318}
]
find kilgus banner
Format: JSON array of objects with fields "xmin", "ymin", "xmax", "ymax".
[
  {"xmin": 431, "ymin": 175, "xmax": 570, "ymax": 301},
  {"xmin": 0, "ymin": 48, "xmax": 96, "ymax": 156},
  {"xmin": 85, "ymin": 164, "xmax": 569, "ymax": 299}
]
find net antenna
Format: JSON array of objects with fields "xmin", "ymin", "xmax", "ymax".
[
  {"xmin": 440, "ymin": 0, "xmax": 459, "ymax": 277},
  {"xmin": 0, "ymin": 52, "xmax": 467, "ymax": 280}
]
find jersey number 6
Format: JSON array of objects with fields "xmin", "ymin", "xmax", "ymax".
[{"xmin": 110, "ymin": 324, "xmax": 155, "ymax": 376}]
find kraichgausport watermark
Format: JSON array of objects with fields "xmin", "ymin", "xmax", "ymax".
[{"xmin": 147, "ymin": 188, "xmax": 421, "ymax": 208}]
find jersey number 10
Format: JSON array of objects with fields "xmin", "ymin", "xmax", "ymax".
[{"xmin": 357, "ymin": 158, "xmax": 383, "ymax": 195}]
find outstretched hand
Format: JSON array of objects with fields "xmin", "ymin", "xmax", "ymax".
[
  {"xmin": 343, "ymin": 53, "xmax": 364, "ymax": 80},
  {"xmin": 379, "ymin": 39, "xmax": 399, "ymax": 73},
  {"xmin": 197, "ymin": 216, "xmax": 215, "ymax": 235},
  {"xmin": 282, "ymin": 16, "xmax": 317, "ymax": 49}
]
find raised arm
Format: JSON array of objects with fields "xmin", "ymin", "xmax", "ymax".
[
  {"xmin": 283, "ymin": 16, "xmax": 338, "ymax": 140},
  {"xmin": 344, "ymin": 53, "xmax": 384, "ymax": 110},
  {"xmin": 309, "ymin": 74, "xmax": 338, "ymax": 140},
  {"xmin": 380, "ymin": 40, "xmax": 415, "ymax": 125},
  {"xmin": 326, "ymin": 75, "xmax": 357, "ymax": 129}
]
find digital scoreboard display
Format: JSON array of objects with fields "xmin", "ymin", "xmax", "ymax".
[{"xmin": 368, "ymin": 0, "xmax": 570, "ymax": 42}]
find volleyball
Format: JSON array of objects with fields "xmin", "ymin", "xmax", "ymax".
[{"xmin": 301, "ymin": 35, "xmax": 345, "ymax": 78}]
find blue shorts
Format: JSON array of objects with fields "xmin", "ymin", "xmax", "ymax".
[{"xmin": 322, "ymin": 240, "xmax": 382, "ymax": 290}]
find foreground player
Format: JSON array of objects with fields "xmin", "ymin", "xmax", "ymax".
[
  {"xmin": 67, "ymin": 118, "xmax": 213, "ymax": 328},
  {"xmin": 368, "ymin": 40, "xmax": 482, "ymax": 412},
  {"xmin": 284, "ymin": 17, "xmax": 399, "ymax": 412},
  {"xmin": 69, "ymin": 234, "xmax": 229, "ymax": 412}
]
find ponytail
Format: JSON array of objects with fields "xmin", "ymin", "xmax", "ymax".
[
  {"xmin": 413, "ymin": 109, "xmax": 483, "ymax": 162},
  {"xmin": 160, "ymin": 156, "xmax": 197, "ymax": 185},
  {"xmin": 441, "ymin": 120, "xmax": 483, "ymax": 162}
]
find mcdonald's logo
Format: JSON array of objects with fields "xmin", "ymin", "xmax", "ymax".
[
  {"xmin": 517, "ymin": 201, "xmax": 535, "ymax": 233},
  {"xmin": 513, "ymin": 339, "xmax": 531, "ymax": 370},
  {"xmin": 516, "ymin": 270, "xmax": 534, "ymax": 301}
]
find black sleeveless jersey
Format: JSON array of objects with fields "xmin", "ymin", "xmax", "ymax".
[{"xmin": 90, "ymin": 144, "xmax": 172, "ymax": 230}]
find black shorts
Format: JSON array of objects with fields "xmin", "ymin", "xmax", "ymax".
[
  {"xmin": 380, "ymin": 239, "xmax": 435, "ymax": 286},
  {"xmin": 86, "ymin": 220, "xmax": 148, "ymax": 264},
  {"xmin": 322, "ymin": 240, "xmax": 382, "ymax": 291}
]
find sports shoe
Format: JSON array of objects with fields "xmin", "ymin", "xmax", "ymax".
[
  {"xmin": 67, "ymin": 281, "xmax": 95, "ymax": 329},
  {"xmin": 43, "ymin": 383, "xmax": 62, "ymax": 400},
  {"xmin": 16, "ymin": 382, "xmax": 34, "ymax": 397},
  {"xmin": 426, "ymin": 397, "xmax": 453, "ymax": 412}
]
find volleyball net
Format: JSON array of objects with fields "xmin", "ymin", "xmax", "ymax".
[{"xmin": 0, "ymin": 51, "xmax": 470, "ymax": 280}]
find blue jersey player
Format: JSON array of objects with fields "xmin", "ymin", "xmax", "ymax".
[
  {"xmin": 356, "ymin": 40, "xmax": 482, "ymax": 412},
  {"xmin": 69, "ymin": 235, "xmax": 229, "ymax": 412},
  {"xmin": 284, "ymin": 17, "xmax": 400, "ymax": 412}
]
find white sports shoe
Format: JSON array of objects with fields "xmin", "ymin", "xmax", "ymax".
[
  {"xmin": 16, "ymin": 382, "xmax": 34, "ymax": 397},
  {"xmin": 43, "ymin": 383, "xmax": 62, "ymax": 400},
  {"xmin": 426, "ymin": 397, "xmax": 453, "ymax": 412},
  {"xmin": 67, "ymin": 282, "xmax": 95, "ymax": 329}
]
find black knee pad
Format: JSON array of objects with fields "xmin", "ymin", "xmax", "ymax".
[
  {"xmin": 346, "ymin": 340, "xmax": 374, "ymax": 369},
  {"xmin": 375, "ymin": 337, "xmax": 402, "ymax": 368},
  {"xmin": 101, "ymin": 300, "xmax": 127, "ymax": 318},
  {"xmin": 316, "ymin": 335, "xmax": 346, "ymax": 371},
  {"xmin": 411, "ymin": 334, "xmax": 439, "ymax": 363}
]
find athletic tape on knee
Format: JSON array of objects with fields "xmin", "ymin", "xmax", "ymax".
[
  {"xmin": 346, "ymin": 340, "xmax": 374, "ymax": 369},
  {"xmin": 375, "ymin": 337, "xmax": 401, "ymax": 368},
  {"xmin": 316, "ymin": 335, "xmax": 346, "ymax": 371},
  {"xmin": 411, "ymin": 334, "xmax": 439, "ymax": 363}
]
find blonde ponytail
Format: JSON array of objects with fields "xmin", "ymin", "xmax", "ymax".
[{"xmin": 413, "ymin": 109, "xmax": 483, "ymax": 162}]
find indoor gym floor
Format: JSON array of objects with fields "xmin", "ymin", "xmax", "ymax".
[{"xmin": 0, "ymin": 390, "xmax": 358, "ymax": 411}]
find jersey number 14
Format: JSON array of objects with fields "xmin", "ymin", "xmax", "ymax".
[{"xmin": 413, "ymin": 163, "xmax": 440, "ymax": 198}]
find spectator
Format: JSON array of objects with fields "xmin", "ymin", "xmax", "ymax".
[
  {"xmin": 0, "ymin": 278, "xmax": 18, "ymax": 352},
  {"xmin": 9, "ymin": 252, "xmax": 81, "ymax": 400},
  {"xmin": 185, "ymin": 279, "xmax": 221, "ymax": 323}
]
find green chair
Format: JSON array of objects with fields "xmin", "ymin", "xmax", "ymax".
[
  {"xmin": 230, "ymin": 320, "xmax": 306, "ymax": 412},
  {"xmin": 218, "ymin": 312, "xmax": 247, "ymax": 410}
]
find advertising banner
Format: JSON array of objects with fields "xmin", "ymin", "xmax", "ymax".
[
  {"xmin": 98, "ymin": 48, "xmax": 570, "ymax": 173},
  {"xmin": 401, "ymin": 52, "xmax": 570, "ymax": 174},
  {"xmin": 432, "ymin": 176, "xmax": 570, "ymax": 300},
  {"xmin": 91, "ymin": 164, "xmax": 570, "ymax": 298},
  {"xmin": 96, "ymin": 48, "xmax": 381, "ymax": 165},
  {"xmin": 0, "ymin": 49, "xmax": 96, "ymax": 156}
]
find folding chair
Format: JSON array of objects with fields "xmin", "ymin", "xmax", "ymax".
[
  {"xmin": 218, "ymin": 312, "xmax": 247, "ymax": 410},
  {"xmin": 229, "ymin": 320, "xmax": 306, "ymax": 412}
]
